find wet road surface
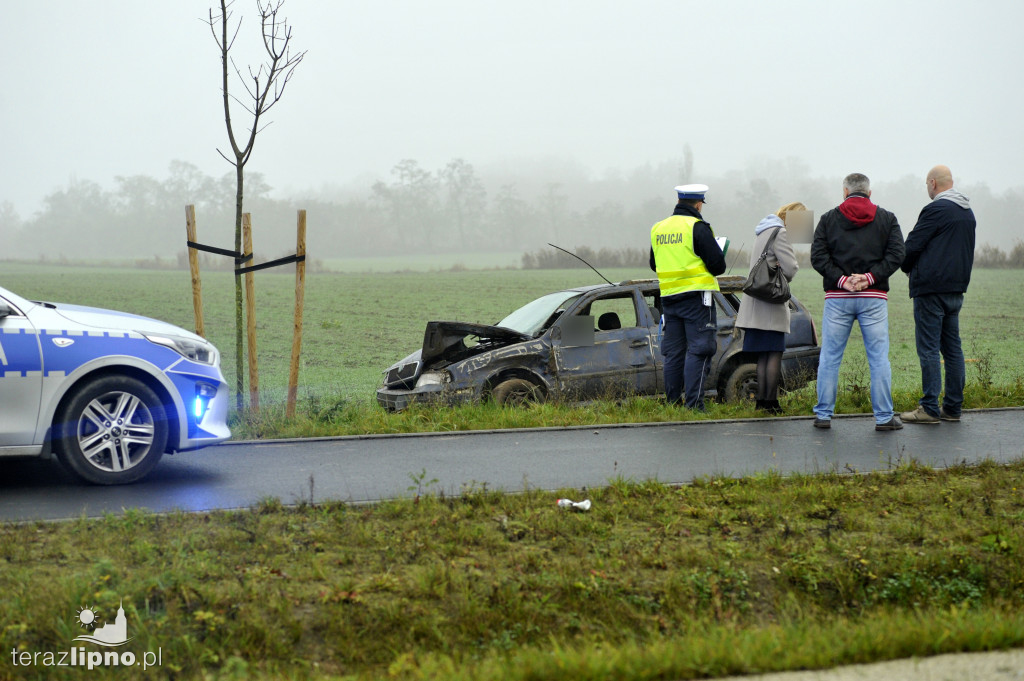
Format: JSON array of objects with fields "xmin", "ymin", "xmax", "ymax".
[{"xmin": 2, "ymin": 408, "xmax": 1022, "ymax": 522}]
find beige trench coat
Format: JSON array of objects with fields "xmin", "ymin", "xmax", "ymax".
[{"xmin": 735, "ymin": 226, "xmax": 799, "ymax": 333}]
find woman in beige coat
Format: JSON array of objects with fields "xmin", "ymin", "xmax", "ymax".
[{"xmin": 735, "ymin": 202, "xmax": 803, "ymax": 414}]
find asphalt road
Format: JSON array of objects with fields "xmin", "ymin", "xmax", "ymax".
[
  {"xmin": 2, "ymin": 408, "xmax": 1023, "ymax": 522},
  {"xmin": 715, "ymin": 648, "xmax": 1024, "ymax": 681}
]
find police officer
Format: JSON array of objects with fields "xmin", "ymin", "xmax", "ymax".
[{"xmin": 649, "ymin": 184, "xmax": 727, "ymax": 409}]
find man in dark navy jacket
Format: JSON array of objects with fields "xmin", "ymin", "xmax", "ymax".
[{"xmin": 900, "ymin": 165, "xmax": 977, "ymax": 424}]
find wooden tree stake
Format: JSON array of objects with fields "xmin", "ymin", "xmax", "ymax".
[
  {"xmin": 243, "ymin": 213, "xmax": 260, "ymax": 413},
  {"xmin": 286, "ymin": 210, "xmax": 307, "ymax": 418},
  {"xmin": 185, "ymin": 205, "xmax": 205, "ymax": 338}
]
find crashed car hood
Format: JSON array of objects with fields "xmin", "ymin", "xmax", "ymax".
[{"xmin": 422, "ymin": 321, "xmax": 532, "ymax": 365}]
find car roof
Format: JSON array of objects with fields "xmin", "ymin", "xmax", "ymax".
[{"xmin": 557, "ymin": 275, "xmax": 745, "ymax": 295}]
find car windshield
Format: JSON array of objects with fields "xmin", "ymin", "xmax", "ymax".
[{"xmin": 495, "ymin": 290, "xmax": 582, "ymax": 337}]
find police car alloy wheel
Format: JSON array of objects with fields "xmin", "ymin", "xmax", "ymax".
[{"xmin": 55, "ymin": 376, "xmax": 169, "ymax": 485}]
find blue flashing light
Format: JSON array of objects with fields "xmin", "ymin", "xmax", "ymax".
[{"xmin": 194, "ymin": 383, "xmax": 217, "ymax": 422}]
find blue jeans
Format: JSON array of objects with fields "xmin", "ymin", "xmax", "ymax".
[
  {"xmin": 814, "ymin": 297, "xmax": 894, "ymax": 424},
  {"xmin": 661, "ymin": 292, "xmax": 717, "ymax": 409},
  {"xmin": 914, "ymin": 293, "xmax": 965, "ymax": 417}
]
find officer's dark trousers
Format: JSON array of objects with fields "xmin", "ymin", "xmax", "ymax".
[{"xmin": 661, "ymin": 291, "xmax": 717, "ymax": 409}]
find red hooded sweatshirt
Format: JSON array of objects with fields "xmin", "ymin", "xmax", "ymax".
[{"xmin": 838, "ymin": 195, "xmax": 878, "ymax": 226}]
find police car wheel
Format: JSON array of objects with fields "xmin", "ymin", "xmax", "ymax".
[
  {"xmin": 723, "ymin": 363, "xmax": 759, "ymax": 403},
  {"xmin": 56, "ymin": 376, "xmax": 168, "ymax": 485},
  {"xmin": 491, "ymin": 378, "xmax": 543, "ymax": 407}
]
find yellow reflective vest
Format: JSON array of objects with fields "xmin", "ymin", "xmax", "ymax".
[{"xmin": 651, "ymin": 215, "xmax": 720, "ymax": 297}]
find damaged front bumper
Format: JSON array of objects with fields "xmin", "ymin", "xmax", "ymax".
[
  {"xmin": 377, "ymin": 321, "xmax": 536, "ymax": 412},
  {"xmin": 376, "ymin": 384, "xmax": 445, "ymax": 411},
  {"xmin": 375, "ymin": 368, "xmax": 480, "ymax": 411}
]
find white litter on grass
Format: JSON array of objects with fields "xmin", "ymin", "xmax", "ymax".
[{"xmin": 556, "ymin": 498, "xmax": 592, "ymax": 511}]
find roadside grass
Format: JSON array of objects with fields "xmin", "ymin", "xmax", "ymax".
[
  {"xmin": 3, "ymin": 461, "xmax": 1024, "ymax": 680},
  {"xmin": 227, "ymin": 374, "xmax": 1024, "ymax": 440}
]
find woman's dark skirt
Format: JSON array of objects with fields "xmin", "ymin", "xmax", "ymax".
[{"xmin": 742, "ymin": 328, "xmax": 785, "ymax": 353}]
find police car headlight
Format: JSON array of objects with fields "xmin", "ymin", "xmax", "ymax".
[{"xmin": 144, "ymin": 334, "xmax": 217, "ymax": 365}]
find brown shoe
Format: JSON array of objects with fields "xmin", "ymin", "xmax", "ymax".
[
  {"xmin": 939, "ymin": 409, "xmax": 961, "ymax": 422},
  {"xmin": 901, "ymin": 406, "xmax": 939, "ymax": 424}
]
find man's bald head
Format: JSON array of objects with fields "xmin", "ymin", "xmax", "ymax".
[{"xmin": 927, "ymin": 165, "xmax": 954, "ymax": 200}]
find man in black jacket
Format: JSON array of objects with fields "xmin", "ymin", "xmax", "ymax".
[
  {"xmin": 899, "ymin": 165, "xmax": 976, "ymax": 424},
  {"xmin": 810, "ymin": 173, "xmax": 905, "ymax": 431}
]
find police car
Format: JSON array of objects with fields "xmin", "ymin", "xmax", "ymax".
[{"xmin": 0, "ymin": 285, "xmax": 230, "ymax": 484}]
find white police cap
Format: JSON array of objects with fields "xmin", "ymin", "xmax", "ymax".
[{"xmin": 675, "ymin": 184, "xmax": 709, "ymax": 201}]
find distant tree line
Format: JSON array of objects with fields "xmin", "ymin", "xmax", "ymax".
[
  {"xmin": 521, "ymin": 246, "xmax": 650, "ymax": 270},
  {"xmin": 2, "ymin": 156, "xmax": 1023, "ymax": 268},
  {"xmin": 974, "ymin": 242, "xmax": 1024, "ymax": 269}
]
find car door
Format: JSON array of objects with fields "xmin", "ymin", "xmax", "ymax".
[
  {"xmin": 713, "ymin": 291, "xmax": 743, "ymax": 372},
  {"xmin": 641, "ymin": 287, "xmax": 664, "ymax": 393},
  {"xmin": 0, "ymin": 295, "xmax": 43, "ymax": 446},
  {"xmin": 551, "ymin": 289, "xmax": 658, "ymax": 399}
]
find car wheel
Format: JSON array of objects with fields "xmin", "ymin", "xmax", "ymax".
[
  {"xmin": 55, "ymin": 376, "xmax": 168, "ymax": 485},
  {"xmin": 723, "ymin": 363, "xmax": 759, "ymax": 403},
  {"xmin": 491, "ymin": 378, "xmax": 543, "ymax": 407}
]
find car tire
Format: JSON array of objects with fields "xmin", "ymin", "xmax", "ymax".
[
  {"xmin": 55, "ymin": 376, "xmax": 168, "ymax": 485},
  {"xmin": 491, "ymin": 378, "xmax": 543, "ymax": 407},
  {"xmin": 723, "ymin": 363, "xmax": 759, "ymax": 403}
]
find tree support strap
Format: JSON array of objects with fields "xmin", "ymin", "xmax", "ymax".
[
  {"xmin": 234, "ymin": 254, "xmax": 306, "ymax": 276},
  {"xmin": 186, "ymin": 240, "xmax": 254, "ymax": 265}
]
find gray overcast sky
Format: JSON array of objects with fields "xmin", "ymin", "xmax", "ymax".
[{"xmin": 3, "ymin": 0, "xmax": 1023, "ymax": 215}]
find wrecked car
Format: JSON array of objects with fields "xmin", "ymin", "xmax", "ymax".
[{"xmin": 376, "ymin": 275, "xmax": 820, "ymax": 410}]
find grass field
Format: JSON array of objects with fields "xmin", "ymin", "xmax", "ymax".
[{"xmin": 3, "ymin": 261, "xmax": 1022, "ymax": 414}]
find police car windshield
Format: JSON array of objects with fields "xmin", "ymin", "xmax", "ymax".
[{"xmin": 495, "ymin": 291, "xmax": 582, "ymax": 337}]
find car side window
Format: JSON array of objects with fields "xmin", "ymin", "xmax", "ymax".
[
  {"xmin": 716, "ymin": 295, "xmax": 735, "ymax": 319},
  {"xmin": 643, "ymin": 292, "xmax": 661, "ymax": 325},
  {"xmin": 578, "ymin": 294, "xmax": 639, "ymax": 332},
  {"xmin": 0, "ymin": 297, "xmax": 23, "ymax": 319}
]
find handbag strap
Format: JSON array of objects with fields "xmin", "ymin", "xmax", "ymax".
[{"xmin": 752, "ymin": 227, "xmax": 783, "ymax": 265}]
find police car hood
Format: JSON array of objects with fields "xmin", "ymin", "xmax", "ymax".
[
  {"xmin": 422, "ymin": 321, "xmax": 531, "ymax": 365},
  {"xmin": 47, "ymin": 302, "xmax": 203, "ymax": 340}
]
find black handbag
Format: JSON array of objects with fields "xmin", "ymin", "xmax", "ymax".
[{"xmin": 742, "ymin": 227, "xmax": 791, "ymax": 303}]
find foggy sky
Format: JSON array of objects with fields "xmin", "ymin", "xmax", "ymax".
[{"xmin": 3, "ymin": 0, "xmax": 1023, "ymax": 217}]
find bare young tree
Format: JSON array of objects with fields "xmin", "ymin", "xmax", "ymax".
[{"xmin": 206, "ymin": 0, "xmax": 305, "ymax": 411}]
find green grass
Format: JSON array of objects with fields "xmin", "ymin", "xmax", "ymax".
[
  {"xmin": 2, "ymin": 461, "xmax": 1024, "ymax": 680},
  {"xmin": 3, "ymin": 262, "xmax": 1022, "ymax": 438}
]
